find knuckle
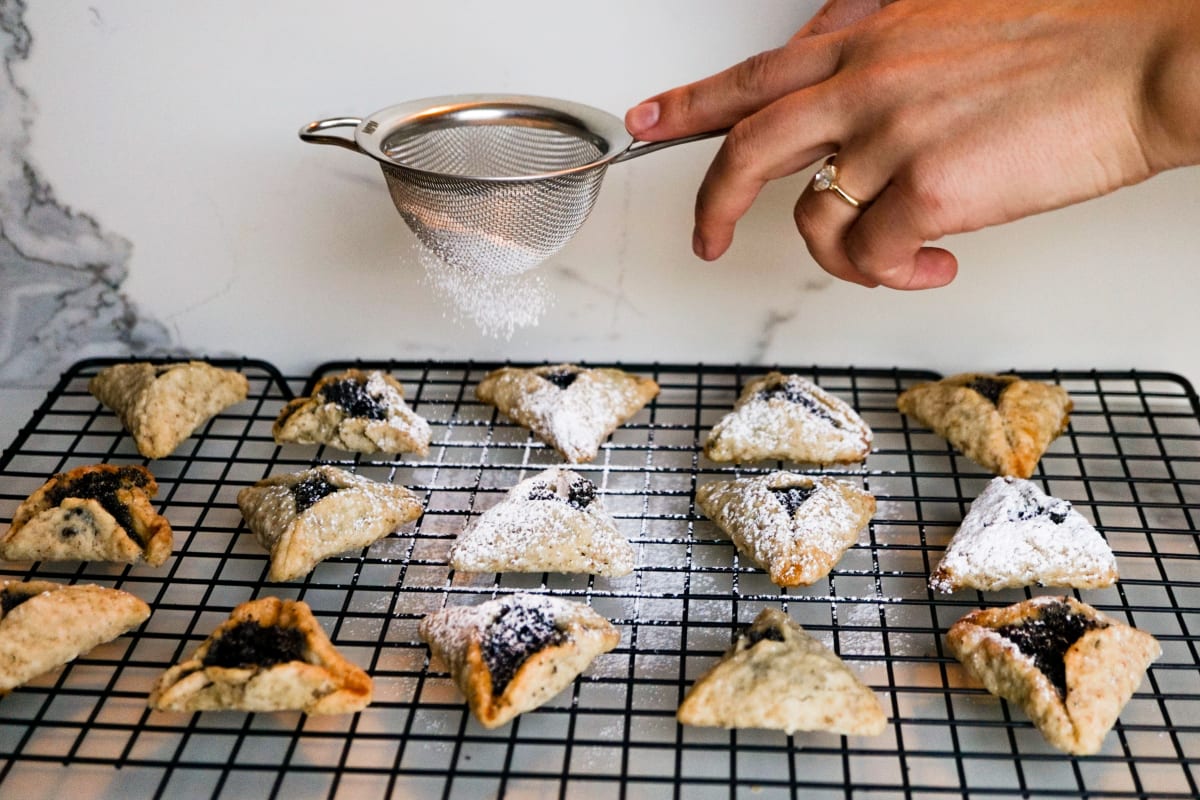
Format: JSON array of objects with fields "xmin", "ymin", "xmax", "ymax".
[
  {"xmin": 792, "ymin": 199, "xmax": 822, "ymax": 243},
  {"xmin": 731, "ymin": 49, "xmax": 781, "ymax": 98}
]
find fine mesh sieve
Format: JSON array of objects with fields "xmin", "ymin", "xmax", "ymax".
[{"xmin": 300, "ymin": 95, "xmax": 723, "ymax": 275}]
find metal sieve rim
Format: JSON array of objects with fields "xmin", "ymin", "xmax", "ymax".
[{"xmin": 348, "ymin": 94, "xmax": 635, "ymax": 183}]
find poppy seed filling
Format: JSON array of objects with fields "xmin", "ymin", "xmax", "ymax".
[
  {"xmin": 966, "ymin": 376, "xmax": 1011, "ymax": 406},
  {"xmin": 202, "ymin": 621, "xmax": 306, "ymax": 669},
  {"xmin": 0, "ymin": 589, "xmax": 34, "ymax": 615},
  {"xmin": 741, "ymin": 624, "xmax": 787, "ymax": 647},
  {"xmin": 47, "ymin": 468, "xmax": 148, "ymax": 546},
  {"xmin": 994, "ymin": 601, "xmax": 1105, "ymax": 697},
  {"xmin": 757, "ymin": 382, "xmax": 841, "ymax": 427},
  {"xmin": 526, "ymin": 478, "xmax": 597, "ymax": 511},
  {"xmin": 1008, "ymin": 484, "xmax": 1072, "ymax": 525},
  {"xmin": 320, "ymin": 378, "xmax": 387, "ymax": 420},
  {"xmin": 482, "ymin": 603, "xmax": 567, "ymax": 697},
  {"xmin": 770, "ymin": 485, "xmax": 817, "ymax": 517},
  {"xmin": 289, "ymin": 474, "xmax": 341, "ymax": 514},
  {"xmin": 541, "ymin": 370, "xmax": 579, "ymax": 390}
]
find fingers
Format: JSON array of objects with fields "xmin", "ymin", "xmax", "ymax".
[
  {"xmin": 692, "ymin": 88, "xmax": 846, "ymax": 260},
  {"xmin": 625, "ymin": 35, "xmax": 842, "ymax": 141},
  {"xmin": 794, "ymin": 155, "xmax": 960, "ymax": 289}
]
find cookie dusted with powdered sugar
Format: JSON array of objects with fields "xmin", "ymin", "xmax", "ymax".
[
  {"xmin": 419, "ymin": 593, "xmax": 619, "ymax": 728},
  {"xmin": 897, "ymin": 373, "xmax": 1072, "ymax": 478},
  {"xmin": 237, "ymin": 465, "xmax": 424, "ymax": 582},
  {"xmin": 450, "ymin": 467, "xmax": 634, "ymax": 577},
  {"xmin": 704, "ymin": 373, "xmax": 873, "ymax": 464},
  {"xmin": 677, "ymin": 608, "xmax": 887, "ymax": 736},
  {"xmin": 149, "ymin": 597, "xmax": 372, "ymax": 715},
  {"xmin": 1, "ymin": 464, "xmax": 174, "ymax": 566},
  {"xmin": 0, "ymin": 580, "xmax": 150, "ymax": 694},
  {"xmin": 696, "ymin": 472, "xmax": 875, "ymax": 587},
  {"xmin": 89, "ymin": 361, "xmax": 249, "ymax": 459},
  {"xmin": 273, "ymin": 369, "xmax": 431, "ymax": 456},
  {"xmin": 930, "ymin": 477, "xmax": 1117, "ymax": 593},
  {"xmin": 947, "ymin": 596, "xmax": 1160, "ymax": 755},
  {"xmin": 475, "ymin": 363, "xmax": 659, "ymax": 463}
]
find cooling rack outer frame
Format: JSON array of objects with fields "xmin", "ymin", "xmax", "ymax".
[{"xmin": 0, "ymin": 357, "xmax": 1197, "ymax": 800}]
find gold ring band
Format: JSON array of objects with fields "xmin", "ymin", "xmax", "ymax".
[{"xmin": 812, "ymin": 156, "xmax": 866, "ymax": 209}]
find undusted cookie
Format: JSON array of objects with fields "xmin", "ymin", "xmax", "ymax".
[
  {"xmin": 149, "ymin": 597, "xmax": 372, "ymax": 714},
  {"xmin": 897, "ymin": 373, "xmax": 1072, "ymax": 478},
  {"xmin": 930, "ymin": 477, "xmax": 1118, "ymax": 593},
  {"xmin": 0, "ymin": 464, "xmax": 173, "ymax": 566},
  {"xmin": 237, "ymin": 465, "xmax": 424, "ymax": 582},
  {"xmin": 947, "ymin": 596, "xmax": 1160, "ymax": 755},
  {"xmin": 450, "ymin": 467, "xmax": 635, "ymax": 577},
  {"xmin": 419, "ymin": 593, "xmax": 619, "ymax": 728},
  {"xmin": 696, "ymin": 472, "xmax": 876, "ymax": 587},
  {"xmin": 704, "ymin": 373, "xmax": 872, "ymax": 464},
  {"xmin": 89, "ymin": 361, "xmax": 249, "ymax": 459},
  {"xmin": 273, "ymin": 369, "xmax": 431, "ymax": 456},
  {"xmin": 0, "ymin": 580, "xmax": 150, "ymax": 694},
  {"xmin": 475, "ymin": 363, "xmax": 659, "ymax": 463},
  {"xmin": 677, "ymin": 608, "xmax": 886, "ymax": 736}
]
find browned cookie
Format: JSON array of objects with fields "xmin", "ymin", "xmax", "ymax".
[
  {"xmin": 149, "ymin": 597, "xmax": 372, "ymax": 714},
  {"xmin": 1, "ymin": 464, "xmax": 173, "ymax": 566},
  {"xmin": 89, "ymin": 361, "xmax": 249, "ymax": 459},
  {"xmin": 897, "ymin": 373, "xmax": 1072, "ymax": 478}
]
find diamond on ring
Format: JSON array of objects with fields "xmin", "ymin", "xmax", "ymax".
[
  {"xmin": 812, "ymin": 162, "xmax": 839, "ymax": 192},
  {"xmin": 812, "ymin": 156, "xmax": 865, "ymax": 208}
]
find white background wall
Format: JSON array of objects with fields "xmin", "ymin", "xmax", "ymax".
[{"xmin": 15, "ymin": 0, "xmax": 1200, "ymax": 381}]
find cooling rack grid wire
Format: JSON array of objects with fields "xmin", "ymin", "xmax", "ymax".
[{"xmin": 0, "ymin": 359, "xmax": 1196, "ymax": 799}]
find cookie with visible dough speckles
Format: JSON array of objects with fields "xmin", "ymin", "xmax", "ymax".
[
  {"xmin": 0, "ymin": 464, "xmax": 173, "ymax": 566},
  {"xmin": 696, "ymin": 472, "xmax": 875, "ymax": 587},
  {"xmin": 449, "ymin": 467, "xmax": 635, "ymax": 578},
  {"xmin": 897, "ymin": 373, "xmax": 1072, "ymax": 478},
  {"xmin": 704, "ymin": 373, "xmax": 872, "ymax": 464},
  {"xmin": 419, "ymin": 593, "xmax": 619, "ymax": 728},
  {"xmin": 930, "ymin": 476, "xmax": 1117, "ymax": 593},
  {"xmin": 89, "ymin": 361, "xmax": 249, "ymax": 459},
  {"xmin": 475, "ymin": 363, "xmax": 659, "ymax": 463},
  {"xmin": 0, "ymin": 580, "xmax": 150, "ymax": 694},
  {"xmin": 273, "ymin": 369, "xmax": 431, "ymax": 456},
  {"xmin": 237, "ymin": 465, "xmax": 424, "ymax": 582},
  {"xmin": 149, "ymin": 596, "xmax": 372, "ymax": 715},
  {"xmin": 947, "ymin": 596, "xmax": 1159, "ymax": 755},
  {"xmin": 677, "ymin": 608, "xmax": 886, "ymax": 736}
]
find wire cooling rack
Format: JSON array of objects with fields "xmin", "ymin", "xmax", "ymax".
[{"xmin": 0, "ymin": 358, "xmax": 1197, "ymax": 800}]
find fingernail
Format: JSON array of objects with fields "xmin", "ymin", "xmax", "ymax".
[{"xmin": 625, "ymin": 101, "xmax": 661, "ymax": 135}]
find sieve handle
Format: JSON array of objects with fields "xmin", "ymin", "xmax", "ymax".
[
  {"xmin": 299, "ymin": 117, "xmax": 364, "ymax": 152},
  {"xmin": 612, "ymin": 129, "xmax": 729, "ymax": 163}
]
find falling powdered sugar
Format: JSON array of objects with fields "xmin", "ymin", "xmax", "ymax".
[{"xmin": 415, "ymin": 241, "xmax": 553, "ymax": 340}]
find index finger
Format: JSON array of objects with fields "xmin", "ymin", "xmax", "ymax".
[{"xmin": 625, "ymin": 35, "xmax": 842, "ymax": 141}]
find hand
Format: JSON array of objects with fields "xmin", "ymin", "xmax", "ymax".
[{"xmin": 626, "ymin": 0, "xmax": 1200, "ymax": 289}]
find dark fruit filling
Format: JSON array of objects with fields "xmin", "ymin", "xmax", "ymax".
[
  {"xmin": 202, "ymin": 621, "xmax": 306, "ymax": 669},
  {"xmin": 966, "ymin": 376, "xmax": 1011, "ymax": 406},
  {"xmin": 770, "ymin": 485, "xmax": 817, "ymax": 517},
  {"xmin": 526, "ymin": 478, "xmax": 597, "ymax": 511},
  {"xmin": 47, "ymin": 467, "xmax": 149, "ymax": 545},
  {"xmin": 757, "ymin": 382, "xmax": 840, "ymax": 427},
  {"xmin": 482, "ymin": 602, "xmax": 566, "ymax": 697},
  {"xmin": 994, "ymin": 601, "xmax": 1105, "ymax": 697},
  {"xmin": 1009, "ymin": 484, "xmax": 1071, "ymax": 525},
  {"xmin": 320, "ymin": 378, "xmax": 387, "ymax": 420},
  {"xmin": 742, "ymin": 624, "xmax": 787, "ymax": 647},
  {"xmin": 541, "ymin": 370, "xmax": 579, "ymax": 390},
  {"xmin": 0, "ymin": 590, "xmax": 34, "ymax": 615},
  {"xmin": 289, "ymin": 474, "xmax": 341, "ymax": 514}
]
